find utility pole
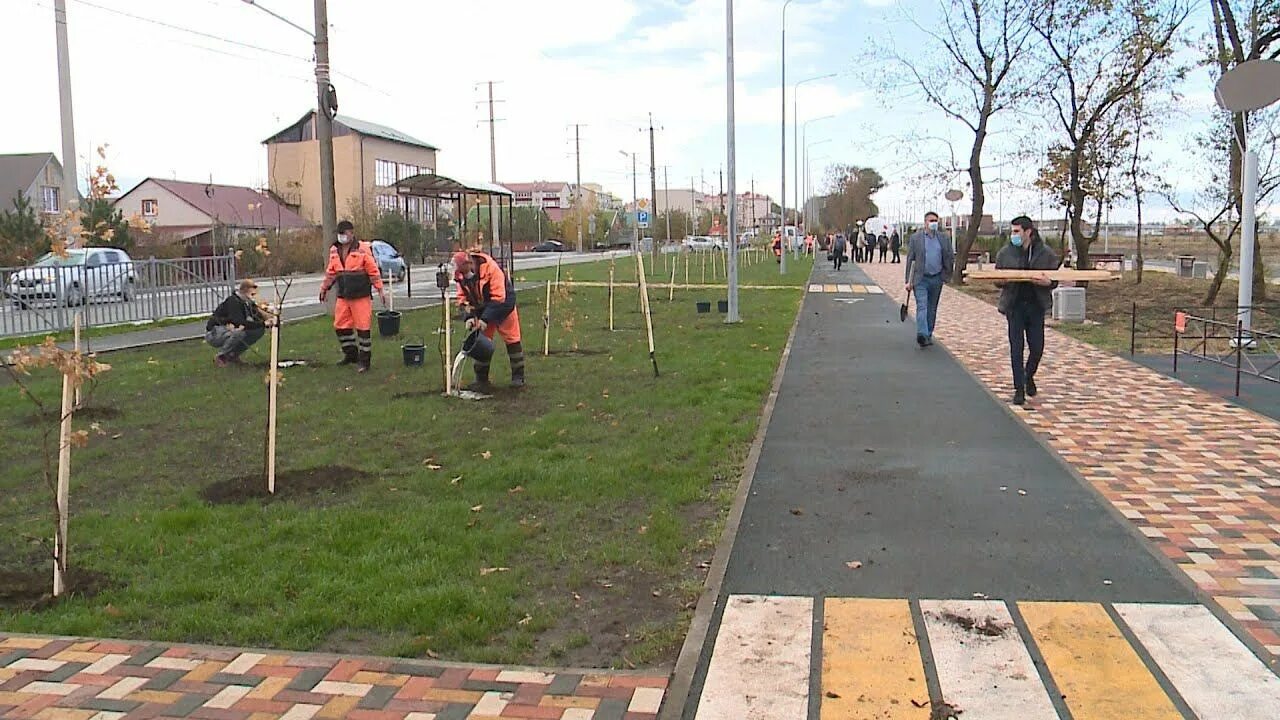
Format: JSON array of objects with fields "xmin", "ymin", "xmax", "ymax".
[
  {"xmin": 664, "ymin": 166, "xmax": 671, "ymax": 242},
  {"xmin": 631, "ymin": 152, "xmax": 639, "ymax": 249},
  {"xmin": 719, "ymin": 167, "xmax": 724, "ymax": 221},
  {"xmin": 313, "ymin": 0, "xmax": 337, "ymax": 245},
  {"xmin": 648, "ymin": 114, "xmax": 659, "ymax": 240},
  {"xmin": 574, "ymin": 124, "xmax": 583, "ymax": 252},
  {"xmin": 751, "ymin": 177, "xmax": 756, "ymax": 232},
  {"xmin": 725, "ymin": 0, "xmax": 739, "ymax": 323},
  {"xmin": 485, "ymin": 81, "xmax": 499, "ymax": 182},
  {"xmin": 780, "ymin": 0, "xmax": 793, "ymax": 276},
  {"xmin": 53, "ymin": 0, "xmax": 79, "ymax": 240}
]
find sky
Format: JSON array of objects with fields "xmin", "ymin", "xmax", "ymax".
[{"xmin": 3, "ymin": 0, "xmax": 1271, "ymax": 226}]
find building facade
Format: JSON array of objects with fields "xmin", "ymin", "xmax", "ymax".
[
  {"xmin": 501, "ymin": 181, "xmax": 576, "ymax": 223},
  {"xmin": 113, "ymin": 178, "xmax": 310, "ymax": 254},
  {"xmin": 264, "ymin": 112, "xmax": 439, "ymax": 226},
  {"xmin": 0, "ymin": 153, "xmax": 76, "ymax": 217}
]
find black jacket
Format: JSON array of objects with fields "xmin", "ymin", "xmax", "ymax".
[
  {"xmin": 995, "ymin": 241, "xmax": 1060, "ymax": 315},
  {"xmin": 207, "ymin": 293, "xmax": 266, "ymax": 331}
]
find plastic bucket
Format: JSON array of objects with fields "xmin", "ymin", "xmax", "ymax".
[
  {"xmin": 461, "ymin": 329, "xmax": 495, "ymax": 363},
  {"xmin": 717, "ymin": 300, "xmax": 729, "ymax": 313},
  {"xmin": 401, "ymin": 342, "xmax": 425, "ymax": 367},
  {"xmin": 377, "ymin": 310, "xmax": 402, "ymax": 337},
  {"xmin": 696, "ymin": 301, "xmax": 711, "ymax": 313}
]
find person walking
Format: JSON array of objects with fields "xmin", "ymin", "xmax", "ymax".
[
  {"xmin": 878, "ymin": 233, "xmax": 889, "ymax": 263},
  {"xmin": 904, "ymin": 212, "xmax": 954, "ymax": 347},
  {"xmin": 319, "ymin": 220, "xmax": 388, "ymax": 372},
  {"xmin": 996, "ymin": 216, "xmax": 1059, "ymax": 405},
  {"xmin": 890, "ymin": 230, "xmax": 902, "ymax": 263},
  {"xmin": 832, "ymin": 233, "xmax": 847, "ymax": 271}
]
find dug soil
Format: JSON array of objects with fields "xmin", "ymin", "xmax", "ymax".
[
  {"xmin": 200, "ymin": 466, "xmax": 369, "ymax": 505},
  {"xmin": 0, "ymin": 567, "xmax": 113, "ymax": 609}
]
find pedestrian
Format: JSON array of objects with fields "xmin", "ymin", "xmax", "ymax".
[
  {"xmin": 890, "ymin": 231, "xmax": 902, "ymax": 263},
  {"xmin": 832, "ymin": 234, "xmax": 847, "ymax": 271},
  {"xmin": 903, "ymin": 211, "xmax": 954, "ymax": 347},
  {"xmin": 878, "ymin": 233, "xmax": 889, "ymax": 263},
  {"xmin": 772, "ymin": 232, "xmax": 783, "ymax": 263},
  {"xmin": 996, "ymin": 216, "xmax": 1059, "ymax": 405},
  {"xmin": 205, "ymin": 278, "xmax": 269, "ymax": 366},
  {"xmin": 319, "ymin": 220, "xmax": 388, "ymax": 372},
  {"xmin": 454, "ymin": 249, "xmax": 525, "ymax": 390}
]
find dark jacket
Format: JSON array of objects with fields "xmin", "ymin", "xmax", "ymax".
[
  {"xmin": 995, "ymin": 240, "xmax": 1061, "ymax": 315},
  {"xmin": 207, "ymin": 293, "xmax": 266, "ymax": 331},
  {"xmin": 890, "ymin": 233, "xmax": 901, "ymax": 251}
]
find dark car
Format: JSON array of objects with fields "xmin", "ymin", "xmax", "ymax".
[{"xmin": 532, "ymin": 240, "xmax": 566, "ymax": 252}]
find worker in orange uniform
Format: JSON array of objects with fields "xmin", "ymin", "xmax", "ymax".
[
  {"xmin": 319, "ymin": 220, "xmax": 387, "ymax": 373},
  {"xmin": 453, "ymin": 250, "xmax": 524, "ymax": 390},
  {"xmin": 772, "ymin": 232, "xmax": 782, "ymax": 263}
]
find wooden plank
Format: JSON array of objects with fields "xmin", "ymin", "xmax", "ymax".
[{"xmin": 963, "ymin": 269, "xmax": 1118, "ymax": 282}]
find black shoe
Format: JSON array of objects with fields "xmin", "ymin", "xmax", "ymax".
[
  {"xmin": 924, "ymin": 337, "xmax": 934, "ymax": 346},
  {"xmin": 917, "ymin": 334, "xmax": 927, "ymax": 347},
  {"xmin": 1012, "ymin": 388, "xmax": 1026, "ymax": 405},
  {"xmin": 464, "ymin": 380, "xmax": 492, "ymax": 393},
  {"xmin": 510, "ymin": 376, "xmax": 526, "ymax": 389},
  {"xmin": 338, "ymin": 355, "xmax": 357, "ymax": 365},
  {"xmin": 1026, "ymin": 377, "xmax": 1038, "ymax": 397}
]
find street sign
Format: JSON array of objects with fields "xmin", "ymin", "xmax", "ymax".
[
  {"xmin": 637, "ymin": 210, "xmax": 650, "ymax": 228},
  {"xmin": 945, "ymin": 189, "xmax": 964, "ymax": 202},
  {"xmin": 638, "ymin": 199, "xmax": 650, "ymax": 210}
]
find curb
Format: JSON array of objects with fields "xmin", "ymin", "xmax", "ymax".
[{"xmin": 658, "ymin": 272, "xmax": 811, "ymax": 720}]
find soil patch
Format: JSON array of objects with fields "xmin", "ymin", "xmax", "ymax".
[
  {"xmin": 937, "ymin": 610, "xmax": 1009, "ymax": 637},
  {"xmin": 544, "ymin": 349, "xmax": 609, "ymax": 357},
  {"xmin": 392, "ymin": 390, "xmax": 443, "ymax": 400},
  {"xmin": 32, "ymin": 405, "xmax": 123, "ymax": 423},
  {"xmin": 200, "ymin": 466, "xmax": 368, "ymax": 505},
  {"xmin": 0, "ymin": 567, "xmax": 114, "ymax": 610}
]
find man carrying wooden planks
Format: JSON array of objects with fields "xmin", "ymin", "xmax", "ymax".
[{"xmin": 995, "ymin": 216, "xmax": 1060, "ymax": 406}]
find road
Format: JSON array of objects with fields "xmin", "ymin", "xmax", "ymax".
[{"xmin": 0, "ymin": 251, "xmax": 623, "ymax": 339}]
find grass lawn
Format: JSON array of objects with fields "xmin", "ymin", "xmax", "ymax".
[
  {"xmin": 959, "ymin": 269, "xmax": 1280, "ymax": 354},
  {"xmin": 0, "ymin": 316, "xmax": 199, "ymax": 351},
  {"xmin": 0, "ymin": 259, "xmax": 809, "ymax": 669},
  {"xmin": 516, "ymin": 249, "xmax": 812, "ymax": 288}
]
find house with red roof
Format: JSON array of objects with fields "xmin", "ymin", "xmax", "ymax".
[{"xmin": 113, "ymin": 178, "xmax": 311, "ymax": 255}]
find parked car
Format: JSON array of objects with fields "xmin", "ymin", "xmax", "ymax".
[
  {"xmin": 369, "ymin": 240, "xmax": 407, "ymax": 282},
  {"xmin": 5, "ymin": 247, "xmax": 135, "ymax": 308},
  {"xmin": 683, "ymin": 236, "xmax": 717, "ymax": 251},
  {"xmin": 532, "ymin": 240, "xmax": 566, "ymax": 252}
]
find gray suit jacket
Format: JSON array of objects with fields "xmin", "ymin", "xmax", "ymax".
[{"xmin": 904, "ymin": 230, "xmax": 954, "ymax": 286}]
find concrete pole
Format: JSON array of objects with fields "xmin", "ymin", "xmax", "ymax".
[
  {"xmin": 1239, "ymin": 147, "xmax": 1259, "ymax": 334},
  {"xmin": 726, "ymin": 0, "xmax": 740, "ymax": 323},
  {"xmin": 313, "ymin": 0, "xmax": 337, "ymax": 243},
  {"xmin": 575, "ymin": 124, "xmax": 583, "ymax": 252},
  {"xmin": 779, "ymin": 0, "xmax": 793, "ymax": 275},
  {"xmin": 53, "ymin": 0, "xmax": 79, "ymax": 236},
  {"xmin": 488, "ymin": 82, "xmax": 498, "ymax": 183}
]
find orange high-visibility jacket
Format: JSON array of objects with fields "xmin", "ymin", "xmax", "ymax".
[
  {"xmin": 456, "ymin": 252, "xmax": 516, "ymax": 324},
  {"xmin": 321, "ymin": 241, "xmax": 383, "ymax": 299}
]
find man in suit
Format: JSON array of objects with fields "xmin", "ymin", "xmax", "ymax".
[{"xmin": 903, "ymin": 211, "xmax": 954, "ymax": 347}]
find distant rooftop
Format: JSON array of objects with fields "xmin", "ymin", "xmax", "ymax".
[{"xmin": 264, "ymin": 111, "xmax": 438, "ymax": 151}]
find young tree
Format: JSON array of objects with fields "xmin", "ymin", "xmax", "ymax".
[
  {"xmin": 874, "ymin": 0, "xmax": 1039, "ymax": 282},
  {"xmin": 1031, "ymin": 0, "xmax": 1190, "ymax": 268},
  {"xmin": 0, "ymin": 192, "xmax": 48, "ymax": 265}
]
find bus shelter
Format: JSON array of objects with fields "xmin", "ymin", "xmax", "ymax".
[{"xmin": 394, "ymin": 173, "xmax": 514, "ymax": 271}]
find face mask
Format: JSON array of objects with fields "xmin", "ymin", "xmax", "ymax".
[
  {"xmin": 928, "ymin": 221, "xmax": 939, "ymax": 232},
  {"xmin": 1011, "ymin": 233, "xmax": 1024, "ymax": 247},
  {"xmin": 464, "ymin": 271, "xmax": 477, "ymax": 281},
  {"xmin": 337, "ymin": 234, "xmax": 351, "ymax": 245}
]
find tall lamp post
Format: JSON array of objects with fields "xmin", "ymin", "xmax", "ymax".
[
  {"xmin": 242, "ymin": 0, "xmax": 338, "ymax": 242},
  {"xmin": 1215, "ymin": 59, "xmax": 1280, "ymax": 337},
  {"xmin": 799, "ymin": 115, "xmax": 834, "ymax": 241},
  {"xmin": 779, "ymin": 0, "xmax": 796, "ymax": 275},
  {"xmin": 794, "ymin": 74, "xmax": 835, "ymax": 255},
  {"xmin": 726, "ymin": 0, "xmax": 740, "ymax": 322},
  {"xmin": 802, "ymin": 136, "xmax": 831, "ymax": 232}
]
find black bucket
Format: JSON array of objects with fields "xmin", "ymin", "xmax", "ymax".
[
  {"xmin": 717, "ymin": 300, "xmax": 729, "ymax": 313},
  {"xmin": 401, "ymin": 341, "xmax": 425, "ymax": 367},
  {"xmin": 696, "ymin": 301, "xmax": 711, "ymax": 313},
  {"xmin": 377, "ymin": 310, "xmax": 402, "ymax": 337},
  {"xmin": 461, "ymin": 329, "xmax": 495, "ymax": 363}
]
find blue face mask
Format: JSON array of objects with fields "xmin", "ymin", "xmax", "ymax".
[{"xmin": 1011, "ymin": 234, "xmax": 1024, "ymax": 247}]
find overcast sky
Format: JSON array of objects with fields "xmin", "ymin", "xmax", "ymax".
[{"xmin": 4, "ymin": 0, "xmax": 1268, "ymax": 224}]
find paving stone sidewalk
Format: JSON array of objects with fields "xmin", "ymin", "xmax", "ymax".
[
  {"xmin": 861, "ymin": 260, "xmax": 1280, "ymax": 660},
  {"xmin": 0, "ymin": 635, "xmax": 667, "ymax": 720}
]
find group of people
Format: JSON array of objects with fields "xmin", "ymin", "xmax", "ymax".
[
  {"xmin": 825, "ymin": 229, "xmax": 902, "ymax": 271},
  {"xmin": 902, "ymin": 212, "xmax": 1058, "ymax": 406},
  {"xmin": 205, "ymin": 220, "xmax": 525, "ymax": 390}
]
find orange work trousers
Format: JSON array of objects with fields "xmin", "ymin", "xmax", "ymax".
[
  {"xmin": 482, "ymin": 308, "xmax": 522, "ymax": 344},
  {"xmin": 334, "ymin": 296, "xmax": 373, "ymax": 332}
]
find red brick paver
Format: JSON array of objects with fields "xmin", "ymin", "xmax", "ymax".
[
  {"xmin": 0, "ymin": 636, "xmax": 667, "ymax": 719},
  {"xmin": 862, "ymin": 261, "xmax": 1280, "ymax": 658}
]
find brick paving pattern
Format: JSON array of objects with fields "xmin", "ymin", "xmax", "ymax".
[
  {"xmin": 0, "ymin": 636, "xmax": 666, "ymax": 719},
  {"xmin": 860, "ymin": 261, "xmax": 1280, "ymax": 659}
]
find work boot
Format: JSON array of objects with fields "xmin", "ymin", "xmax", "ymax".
[
  {"xmin": 1012, "ymin": 388, "xmax": 1026, "ymax": 406},
  {"xmin": 466, "ymin": 365, "xmax": 492, "ymax": 393},
  {"xmin": 916, "ymin": 334, "xmax": 927, "ymax": 347},
  {"xmin": 1026, "ymin": 376, "xmax": 1038, "ymax": 398},
  {"xmin": 356, "ymin": 350, "xmax": 371, "ymax": 374},
  {"xmin": 506, "ymin": 342, "xmax": 525, "ymax": 389},
  {"xmin": 338, "ymin": 347, "xmax": 358, "ymax": 365},
  {"xmin": 214, "ymin": 354, "xmax": 229, "ymax": 368},
  {"xmin": 510, "ymin": 373, "xmax": 526, "ymax": 389}
]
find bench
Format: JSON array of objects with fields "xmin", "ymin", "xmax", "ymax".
[
  {"xmin": 1091, "ymin": 253, "xmax": 1125, "ymax": 273},
  {"xmin": 967, "ymin": 251, "xmax": 990, "ymax": 266}
]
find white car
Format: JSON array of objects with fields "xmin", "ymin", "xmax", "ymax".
[
  {"xmin": 683, "ymin": 236, "xmax": 718, "ymax": 251},
  {"xmin": 6, "ymin": 248, "xmax": 136, "ymax": 308}
]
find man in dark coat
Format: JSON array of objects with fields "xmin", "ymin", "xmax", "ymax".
[{"xmin": 995, "ymin": 215, "xmax": 1060, "ymax": 405}]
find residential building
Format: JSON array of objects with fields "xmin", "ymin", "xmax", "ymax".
[
  {"xmin": 0, "ymin": 152, "xmax": 78, "ymax": 216},
  {"xmin": 583, "ymin": 183, "xmax": 624, "ymax": 212},
  {"xmin": 502, "ymin": 181, "xmax": 576, "ymax": 223},
  {"xmin": 264, "ymin": 111, "xmax": 439, "ymax": 226},
  {"xmin": 113, "ymin": 178, "xmax": 310, "ymax": 254}
]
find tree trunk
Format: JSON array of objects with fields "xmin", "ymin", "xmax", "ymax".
[
  {"xmin": 1204, "ymin": 246, "xmax": 1232, "ymax": 305},
  {"xmin": 1068, "ymin": 147, "xmax": 1093, "ymax": 269},
  {"xmin": 953, "ymin": 105, "xmax": 992, "ymax": 286},
  {"xmin": 1135, "ymin": 194, "xmax": 1144, "ymax": 284},
  {"xmin": 1254, "ymin": 236, "xmax": 1268, "ymax": 301}
]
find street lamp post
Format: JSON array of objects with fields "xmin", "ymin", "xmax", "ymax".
[
  {"xmin": 799, "ymin": 115, "xmax": 834, "ymax": 243},
  {"xmin": 726, "ymin": 0, "xmax": 740, "ymax": 322},
  {"xmin": 802, "ymin": 136, "xmax": 831, "ymax": 233},
  {"xmin": 779, "ymin": 0, "xmax": 796, "ymax": 275},
  {"xmin": 794, "ymin": 74, "xmax": 835, "ymax": 256},
  {"xmin": 242, "ymin": 0, "xmax": 337, "ymax": 242}
]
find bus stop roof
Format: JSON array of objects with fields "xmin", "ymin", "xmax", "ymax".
[{"xmin": 394, "ymin": 174, "xmax": 513, "ymax": 199}]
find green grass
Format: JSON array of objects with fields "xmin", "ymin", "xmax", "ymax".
[
  {"xmin": 517, "ymin": 250, "xmax": 813, "ymax": 287},
  {"xmin": 0, "ymin": 266, "xmax": 807, "ymax": 669},
  {"xmin": 0, "ymin": 316, "xmax": 199, "ymax": 351}
]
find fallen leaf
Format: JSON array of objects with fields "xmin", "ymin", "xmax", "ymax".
[
  {"xmin": 911, "ymin": 699, "xmax": 928, "ymax": 708},
  {"xmin": 111, "ymin": 433, "xmax": 122, "ymax": 440},
  {"xmin": 846, "ymin": 561, "xmax": 863, "ymax": 569},
  {"xmin": 638, "ymin": 525, "xmax": 648, "ymax": 534},
  {"xmin": 479, "ymin": 567, "xmax": 510, "ymax": 576},
  {"xmin": 651, "ymin": 590, "xmax": 662, "ymax": 597},
  {"xmin": 599, "ymin": 581, "xmax": 614, "ymax": 589},
  {"xmin": 470, "ymin": 504, "xmax": 483, "ymax": 512},
  {"xmin": 103, "ymin": 603, "xmax": 123, "ymax": 617},
  {"xmin": 508, "ymin": 485, "xmax": 525, "ymax": 494},
  {"xmin": 973, "ymin": 592, "xmax": 988, "ymax": 599},
  {"xmin": 825, "ymin": 691, "xmax": 841, "ymax": 699},
  {"xmin": 425, "ymin": 649, "xmax": 439, "ymax": 659},
  {"xmin": 482, "ymin": 426, "xmax": 491, "ymax": 432},
  {"xmin": 517, "ymin": 614, "xmax": 532, "ymax": 626},
  {"xmin": 480, "ymin": 451, "xmax": 492, "ymax": 460},
  {"xmin": 426, "ymin": 463, "xmax": 443, "ymax": 470},
  {"xmin": 450, "ymin": 476, "xmax": 462, "ymax": 485},
  {"xmin": 572, "ymin": 592, "xmax": 581, "ymax": 601},
  {"xmin": 790, "ymin": 508, "xmax": 804, "ymax": 516},
  {"xmin": 1103, "ymin": 579, "xmax": 1113, "ymax": 586}
]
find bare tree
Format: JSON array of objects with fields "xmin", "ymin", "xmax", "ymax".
[
  {"xmin": 872, "ymin": 0, "xmax": 1038, "ymax": 282},
  {"xmin": 1031, "ymin": 0, "xmax": 1190, "ymax": 269}
]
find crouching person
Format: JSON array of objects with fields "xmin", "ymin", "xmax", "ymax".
[
  {"xmin": 206, "ymin": 279, "xmax": 267, "ymax": 367},
  {"xmin": 454, "ymin": 250, "xmax": 524, "ymax": 390}
]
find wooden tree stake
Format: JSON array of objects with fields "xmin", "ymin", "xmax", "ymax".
[
  {"xmin": 543, "ymin": 280, "xmax": 552, "ymax": 356},
  {"xmin": 608, "ymin": 262, "xmax": 615, "ymax": 331},
  {"xmin": 636, "ymin": 251, "xmax": 659, "ymax": 377},
  {"xmin": 53, "ymin": 372, "xmax": 73, "ymax": 597},
  {"xmin": 267, "ymin": 324, "xmax": 280, "ymax": 494}
]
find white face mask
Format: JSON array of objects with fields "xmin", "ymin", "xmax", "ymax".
[
  {"xmin": 928, "ymin": 221, "xmax": 940, "ymax": 232},
  {"xmin": 337, "ymin": 234, "xmax": 351, "ymax": 245}
]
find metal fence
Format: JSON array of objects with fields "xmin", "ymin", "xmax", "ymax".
[
  {"xmin": 1174, "ymin": 311, "xmax": 1280, "ymax": 395},
  {"xmin": 1128, "ymin": 302, "xmax": 1280, "ymax": 356},
  {"xmin": 1, "ymin": 254, "xmax": 236, "ymax": 339}
]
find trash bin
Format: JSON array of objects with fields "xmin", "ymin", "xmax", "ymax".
[
  {"xmin": 1177, "ymin": 255, "xmax": 1196, "ymax": 279},
  {"xmin": 696, "ymin": 301, "xmax": 711, "ymax": 313}
]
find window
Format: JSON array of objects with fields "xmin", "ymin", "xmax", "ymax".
[
  {"xmin": 398, "ymin": 163, "xmax": 419, "ymax": 181},
  {"xmin": 375, "ymin": 159, "xmax": 397, "ymax": 187},
  {"xmin": 376, "ymin": 194, "xmax": 397, "ymax": 214},
  {"xmin": 141, "ymin": 199, "xmax": 158, "ymax": 217},
  {"xmin": 41, "ymin": 186, "xmax": 60, "ymax": 214},
  {"xmin": 406, "ymin": 196, "xmax": 419, "ymax": 221}
]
